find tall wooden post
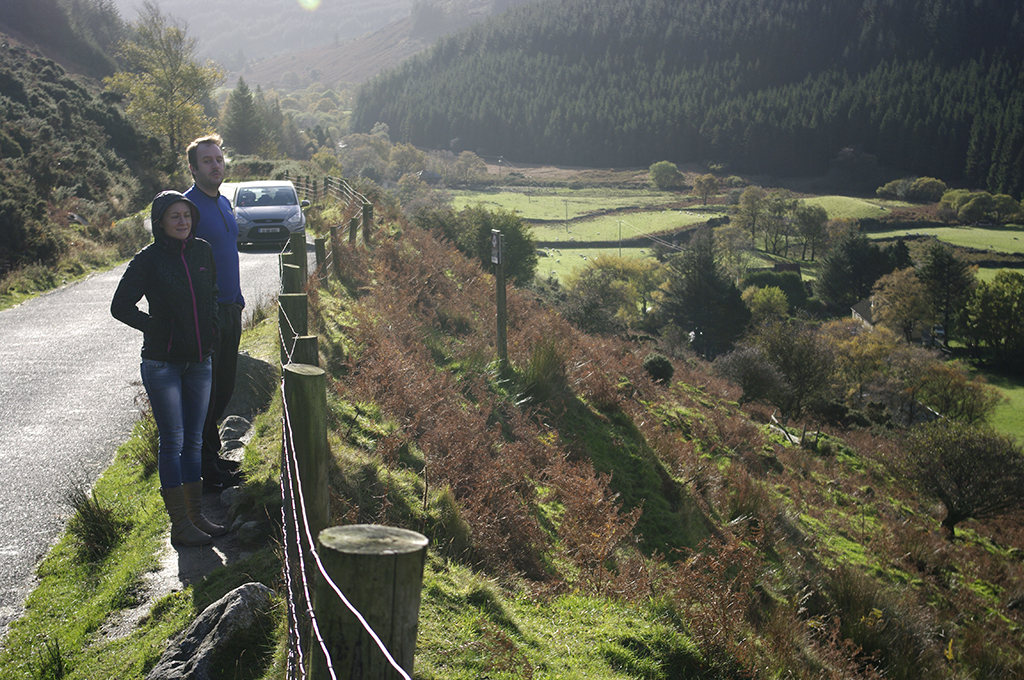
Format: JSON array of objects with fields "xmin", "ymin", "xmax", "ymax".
[
  {"xmin": 492, "ymin": 230, "xmax": 507, "ymax": 366},
  {"xmin": 293, "ymin": 335, "xmax": 320, "ymax": 367},
  {"xmin": 311, "ymin": 525, "xmax": 428, "ymax": 679},
  {"xmin": 349, "ymin": 216, "xmax": 358, "ymax": 245},
  {"xmin": 315, "ymin": 237, "xmax": 327, "ymax": 282}
]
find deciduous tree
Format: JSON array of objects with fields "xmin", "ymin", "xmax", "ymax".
[
  {"xmin": 961, "ymin": 270, "xmax": 1024, "ymax": 369},
  {"xmin": 897, "ymin": 421, "xmax": 1024, "ymax": 539},
  {"xmin": 794, "ymin": 204, "xmax": 828, "ymax": 261},
  {"xmin": 649, "ymin": 161, "xmax": 684, "ymax": 190},
  {"xmin": 105, "ymin": 1, "xmax": 223, "ymax": 167},
  {"xmin": 749, "ymin": 318, "xmax": 835, "ymax": 419},
  {"xmin": 694, "ymin": 174, "xmax": 719, "ymax": 204},
  {"xmin": 732, "ymin": 186, "xmax": 767, "ymax": 247},
  {"xmin": 871, "ymin": 267, "xmax": 932, "ymax": 342}
]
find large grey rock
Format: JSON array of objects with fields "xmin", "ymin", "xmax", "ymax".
[
  {"xmin": 220, "ymin": 415, "xmax": 252, "ymax": 443},
  {"xmin": 146, "ymin": 582, "xmax": 274, "ymax": 680}
]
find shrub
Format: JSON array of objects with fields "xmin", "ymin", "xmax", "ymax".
[
  {"xmin": 648, "ymin": 160, "xmax": 684, "ymax": 190},
  {"xmin": 642, "ymin": 352, "xmax": 674, "ymax": 384}
]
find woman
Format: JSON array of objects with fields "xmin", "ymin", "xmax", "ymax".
[{"xmin": 111, "ymin": 190, "xmax": 228, "ymax": 546}]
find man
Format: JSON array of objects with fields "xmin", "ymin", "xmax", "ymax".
[{"xmin": 184, "ymin": 134, "xmax": 244, "ymax": 490}]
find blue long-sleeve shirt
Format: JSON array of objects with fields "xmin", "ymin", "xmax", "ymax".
[{"xmin": 185, "ymin": 185, "xmax": 245, "ymax": 308}]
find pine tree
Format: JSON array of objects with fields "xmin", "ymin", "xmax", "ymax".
[
  {"xmin": 919, "ymin": 243, "xmax": 976, "ymax": 343},
  {"xmin": 221, "ymin": 77, "xmax": 265, "ymax": 156},
  {"xmin": 659, "ymin": 228, "xmax": 750, "ymax": 360}
]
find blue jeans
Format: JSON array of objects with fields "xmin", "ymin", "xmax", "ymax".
[{"xmin": 141, "ymin": 357, "xmax": 212, "ymax": 488}]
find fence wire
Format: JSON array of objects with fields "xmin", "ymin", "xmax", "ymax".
[{"xmin": 278, "ymin": 296, "xmax": 411, "ymax": 680}]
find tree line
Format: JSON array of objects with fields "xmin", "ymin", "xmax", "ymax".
[{"xmin": 352, "ymin": 0, "xmax": 1024, "ymax": 197}]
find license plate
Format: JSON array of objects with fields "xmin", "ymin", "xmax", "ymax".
[{"xmin": 258, "ymin": 227, "xmax": 278, "ymax": 234}]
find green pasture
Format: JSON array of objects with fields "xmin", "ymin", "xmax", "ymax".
[
  {"xmin": 865, "ymin": 224, "xmax": 1024, "ymax": 254},
  {"xmin": 535, "ymin": 246, "xmax": 657, "ymax": 282},
  {"xmin": 803, "ymin": 195, "xmax": 910, "ymax": 220}
]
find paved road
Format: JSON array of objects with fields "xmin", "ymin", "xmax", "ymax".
[{"xmin": 0, "ymin": 242, "xmax": 292, "ymax": 636}]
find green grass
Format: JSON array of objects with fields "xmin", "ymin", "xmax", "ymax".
[
  {"xmin": 415, "ymin": 557, "xmax": 707, "ymax": 679},
  {"xmin": 974, "ymin": 369, "xmax": 1024, "ymax": 441},
  {"xmin": 531, "ymin": 207, "xmax": 722, "ymax": 243}
]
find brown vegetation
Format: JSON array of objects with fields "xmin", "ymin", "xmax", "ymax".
[{"xmin": 307, "ymin": 214, "xmax": 1024, "ymax": 678}]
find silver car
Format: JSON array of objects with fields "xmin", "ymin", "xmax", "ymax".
[{"xmin": 230, "ymin": 180, "xmax": 309, "ymax": 247}]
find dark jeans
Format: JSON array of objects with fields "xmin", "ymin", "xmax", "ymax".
[
  {"xmin": 202, "ymin": 302, "xmax": 242, "ymax": 466},
  {"xmin": 141, "ymin": 357, "xmax": 212, "ymax": 488}
]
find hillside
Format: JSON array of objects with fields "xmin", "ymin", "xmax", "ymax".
[
  {"xmin": 0, "ymin": 36, "xmax": 162, "ymax": 271},
  {"xmin": 352, "ymin": 0, "xmax": 1024, "ymax": 197},
  {"xmin": 254, "ymin": 217, "xmax": 1024, "ymax": 677}
]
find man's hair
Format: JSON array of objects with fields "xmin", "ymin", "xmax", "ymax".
[{"xmin": 187, "ymin": 133, "xmax": 224, "ymax": 170}]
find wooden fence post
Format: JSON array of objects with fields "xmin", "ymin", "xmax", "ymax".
[
  {"xmin": 349, "ymin": 216, "xmax": 358, "ymax": 245},
  {"xmin": 311, "ymin": 525, "xmax": 428, "ymax": 679},
  {"xmin": 330, "ymin": 226, "xmax": 342, "ymax": 280},
  {"xmin": 290, "ymin": 231, "xmax": 308, "ymax": 282},
  {"xmin": 282, "ymin": 263, "xmax": 303, "ymax": 295},
  {"xmin": 362, "ymin": 202, "xmax": 373, "ymax": 244},
  {"xmin": 315, "ymin": 237, "xmax": 327, "ymax": 279},
  {"xmin": 282, "ymin": 363, "xmax": 330, "ymax": 561},
  {"xmin": 279, "ymin": 293, "xmax": 308, "ymax": 366},
  {"xmin": 293, "ymin": 335, "xmax": 320, "ymax": 367}
]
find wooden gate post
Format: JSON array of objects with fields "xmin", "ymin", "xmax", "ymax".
[
  {"xmin": 315, "ymin": 237, "xmax": 327, "ymax": 277},
  {"xmin": 311, "ymin": 525, "xmax": 429, "ymax": 679}
]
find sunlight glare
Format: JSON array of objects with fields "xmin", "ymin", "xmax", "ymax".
[{"xmin": 298, "ymin": 0, "xmax": 320, "ymax": 9}]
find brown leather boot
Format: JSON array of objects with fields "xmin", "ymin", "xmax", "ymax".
[
  {"xmin": 160, "ymin": 486, "xmax": 212, "ymax": 546},
  {"xmin": 183, "ymin": 480, "xmax": 228, "ymax": 537}
]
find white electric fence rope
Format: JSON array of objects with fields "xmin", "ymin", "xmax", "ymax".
[{"xmin": 280, "ymin": 385, "xmax": 413, "ymax": 680}]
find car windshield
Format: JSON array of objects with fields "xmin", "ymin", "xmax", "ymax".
[{"xmin": 236, "ymin": 186, "xmax": 297, "ymax": 207}]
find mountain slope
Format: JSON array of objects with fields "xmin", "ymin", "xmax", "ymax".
[
  {"xmin": 351, "ymin": 0, "xmax": 1024, "ymax": 195},
  {"xmin": 238, "ymin": 17, "xmax": 431, "ymax": 88}
]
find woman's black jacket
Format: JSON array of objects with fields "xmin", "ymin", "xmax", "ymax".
[{"xmin": 111, "ymin": 229, "xmax": 219, "ymax": 363}]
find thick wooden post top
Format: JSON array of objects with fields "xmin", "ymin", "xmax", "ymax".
[
  {"xmin": 319, "ymin": 524, "xmax": 428, "ymax": 556},
  {"xmin": 284, "ymin": 363, "xmax": 324, "ymax": 377}
]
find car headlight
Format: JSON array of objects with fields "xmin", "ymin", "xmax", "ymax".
[
  {"xmin": 235, "ymin": 211, "xmax": 252, "ymax": 227},
  {"xmin": 285, "ymin": 210, "xmax": 303, "ymax": 227}
]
